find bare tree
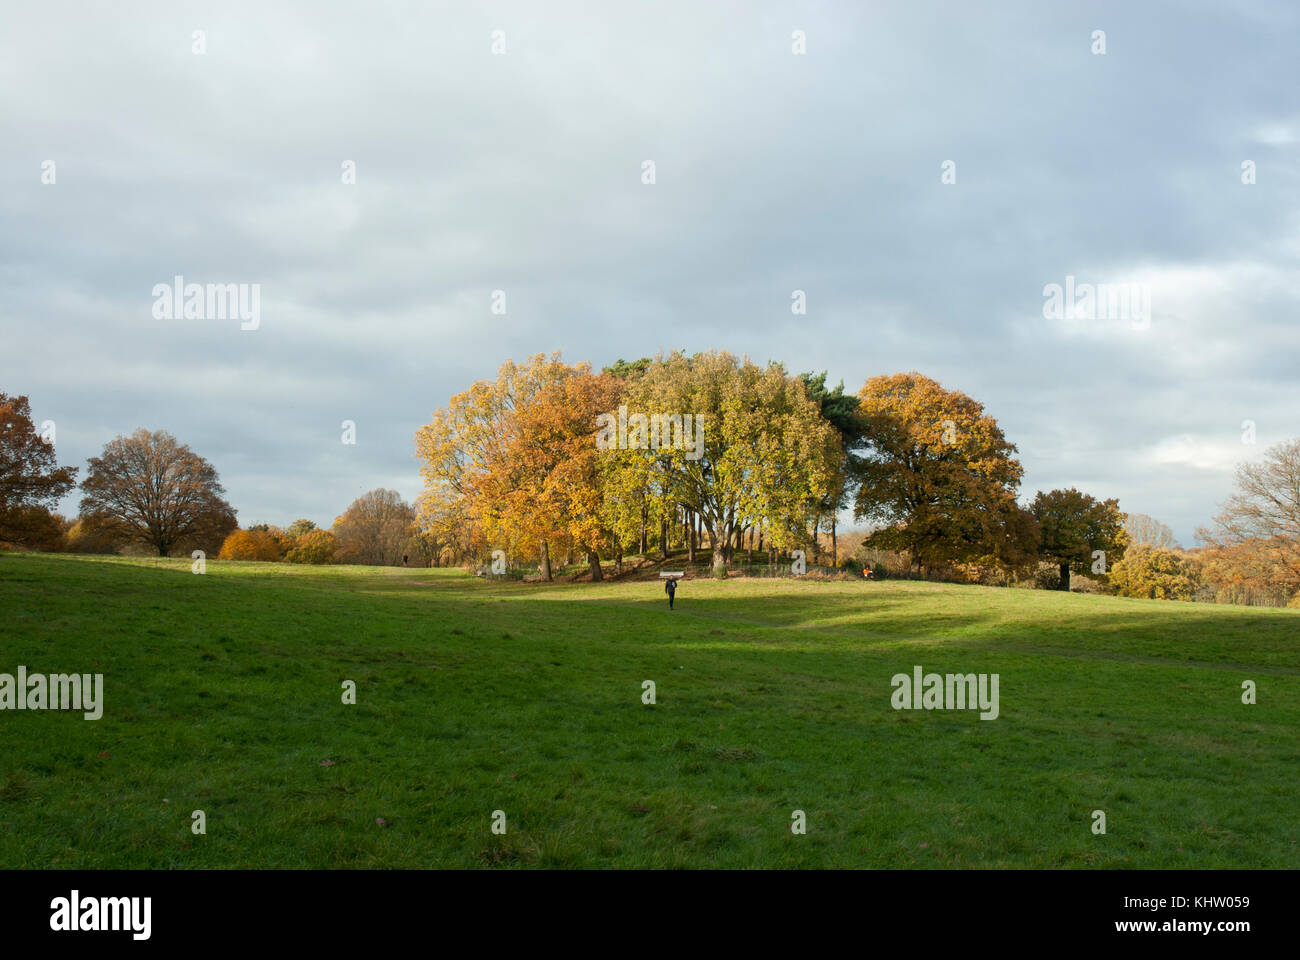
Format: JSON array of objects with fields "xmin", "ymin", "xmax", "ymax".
[
  {"xmin": 333, "ymin": 488, "xmax": 415, "ymax": 565},
  {"xmin": 79, "ymin": 429, "xmax": 237, "ymax": 556},
  {"xmin": 1199, "ymin": 438, "xmax": 1300, "ymax": 579},
  {"xmin": 1124, "ymin": 512, "xmax": 1179, "ymax": 549}
]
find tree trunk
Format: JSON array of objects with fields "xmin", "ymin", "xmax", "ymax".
[
  {"xmin": 687, "ymin": 509, "xmax": 695, "ymax": 563},
  {"xmin": 831, "ymin": 516, "xmax": 837, "ymax": 566},
  {"xmin": 639, "ymin": 503, "xmax": 647, "ymax": 554},
  {"xmin": 1059, "ymin": 562, "xmax": 1071, "ymax": 591},
  {"xmin": 613, "ymin": 533, "xmax": 623, "ymax": 573},
  {"xmin": 660, "ymin": 513, "xmax": 669, "ymax": 560},
  {"xmin": 539, "ymin": 540, "xmax": 552, "ymax": 581},
  {"xmin": 710, "ymin": 527, "xmax": 727, "ymax": 575},
  {"xmin": 589, "ymin": 550, "xmax": 603, "ymax": 581}
]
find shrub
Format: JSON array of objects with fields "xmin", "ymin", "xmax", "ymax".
[
  {"xmin": 218, "ymin": 529, "xmax": 283, "ymax": 562},
  {"xmin": 1032, "ymin": 563, "xmax": 1063, "ymax": 591}
]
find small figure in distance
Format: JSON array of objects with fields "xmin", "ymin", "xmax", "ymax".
[
  {"xmin": 403, "ymin": 554, "xmax": 409, "ymax": 566},
  {"xmin": 665, "ymin": 575, "xmax": 678, "ymax": 610},
  {"xmin": 863, "ymin": 565, "xmax": 873, "ymax": 581}
]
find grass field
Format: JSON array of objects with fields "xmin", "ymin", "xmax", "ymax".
[{"xmin": 1, "ymin": 552, "xmax": 1297, "ymax": 869}]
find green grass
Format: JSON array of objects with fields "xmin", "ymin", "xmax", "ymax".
[{"xmin": 1, "ymin": 552, "xmax": 1297, "ymax": 868}]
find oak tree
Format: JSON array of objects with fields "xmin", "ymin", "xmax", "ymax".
[{"xmin": 79, "ymin": 429, "xmax": 236, "ymax": 556}]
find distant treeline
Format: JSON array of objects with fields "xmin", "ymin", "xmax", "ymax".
[{"xmin": 3, "ymin": 364, "xmax": 1297, "ymax": 608}]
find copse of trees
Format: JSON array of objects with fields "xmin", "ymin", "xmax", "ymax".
[
  {"xmin": 602, "ymin": 351, "xmax": 842, "ymax": 576},
  {"xmin": 214, "ymin": 491, "xmax": 422, "ymax": 568},
  {"xmin": 412, "ymin": 358, "xmax": 1143, "ymax": 586},
  {"xmin": 7, "ymin": 376, "xmax": 1298, "ymax": 607},
  {"xmin": 415, "ymin": 351, "xmax": 843, "ymax": 580}
]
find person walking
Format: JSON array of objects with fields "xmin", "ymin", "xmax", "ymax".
[{"xmin": 665, "ymin": 576, "xmax": 678, "ymax": 610}]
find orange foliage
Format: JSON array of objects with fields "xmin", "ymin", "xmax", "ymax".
[{"xmin": 218, "ymin": 528, "xmax": 283, "ymax": 562}]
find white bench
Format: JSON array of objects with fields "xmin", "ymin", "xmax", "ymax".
[{"xmin": 658, "ymin": 571, "xmax": 684, "ymax": 578}]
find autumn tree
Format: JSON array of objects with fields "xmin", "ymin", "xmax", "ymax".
[
  {"xmin": 1109, "ymin": 545, "xmax": 1200, "ymax": 601},
  {"xmin": 285, "ymin": 529, "xmax": 337, "ymax": 564},
  {"xmin": 415, "ymin": 353, "xmax": 594, "ymax": 580},
  {"xmin": 79, "ymin": 429, "xmax": 236, "ymax": 556},
  {"xmin": 505, "ymin": 368, "xmax": 624, "ymax": 580},
  {"xmin": 1196, "ymin": 539, "xmax": 1299, "ymax": 606},
  {"xmin": 413, "ymin": 490, "xmax": 486, "ymax": 567},
  {"xmin": 1199, "ymin": 438, "xmax": 1300, "ymax": 583},
  {"xmin": 1030, "ymin": 488, "xmax": 1127, "ymax": 590},
  {"xmin": 332, "ymin": 489, "xmax": 415, "ymax": 565},
  {"xmin": 852, "ymin": 373, "xmax": 1025, "ymax": 574},
  {"xmin": 603, "ymin": 357, "xmax": 657, "ymax": 557},
  {"xmin": 0, "ymin": 393, "xmax": 77, "ymax": 547},
  {"xmin": 0, "ymin": 506, "xmax": 66, "ymax": 550},
  {"xmin": 602, "ymin": 351, "xmax": 843, "ymax": 575}
]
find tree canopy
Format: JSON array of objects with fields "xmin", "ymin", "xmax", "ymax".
[
  {"xmin": 0, "ymin": 393, "xmax": 77, "ymax": 547},
  {"xmin": 1030, "ymin": 487, "xmax": 1127, "ymax": 590},
  {"xmin": 79, "ymin": 429, "xmax": 236, "ymax": 556},
  {"xmin": 852, "ymin": 372, "xmax": 1029, "ymax": 572}
]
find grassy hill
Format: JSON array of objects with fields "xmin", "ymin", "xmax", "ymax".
[{"xmin": 1, "ymin": 552, "xmax": 1296, "ymax": 868}]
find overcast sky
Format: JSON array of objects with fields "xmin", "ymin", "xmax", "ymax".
[{"xmin": 3, "ymin": 0, "xmax": 1297, "ymax": 545}]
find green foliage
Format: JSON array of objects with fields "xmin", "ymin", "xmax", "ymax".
[
  {"xmin": 602, "ymin": 357, "xmax": 653, "ymax": 380},
  {"xmin": 286, "ymin": 518, "xmax": 318, "ymax": 539},
  {"xmin": 1030, "ymin": 488, "xmax": 1127, "ymax": 588}
]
